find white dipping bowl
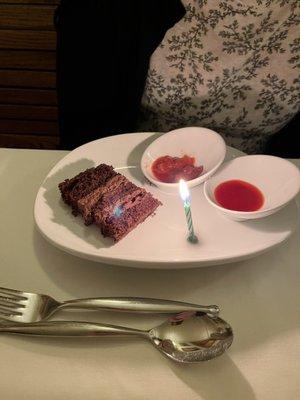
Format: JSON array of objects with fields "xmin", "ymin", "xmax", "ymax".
[
  {"xmin": 204, "ymin": 155, "xmax": 300, "ymax": 221},
  {"xmin": 141, "ymin": 127, "xmax": 226, "ymax": 193}
]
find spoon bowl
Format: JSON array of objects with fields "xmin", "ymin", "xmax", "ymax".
[{"xmin": 149, "ymin": 312, "xmax": 233, "ymax": 362}]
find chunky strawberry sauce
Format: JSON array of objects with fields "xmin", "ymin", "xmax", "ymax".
[{"xmin": 152, "ymin": 155, "xmax": 203, "ymax": 183}]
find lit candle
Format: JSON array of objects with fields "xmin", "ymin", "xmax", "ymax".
[{"xmin": 179, "ymin": 179, "xmax": 198, "ymax": 243}]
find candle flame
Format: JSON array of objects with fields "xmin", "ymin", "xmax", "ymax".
[{"xmin": 179, "ymin": 179, "xmax": 190, "ymax": 202}]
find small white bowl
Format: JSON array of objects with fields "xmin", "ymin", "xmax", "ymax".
[
  {"xmin": 204, "ymin": 155, "xmax": 300, "ymax": 221},
  {"xmin": 141, "ymin": 127, "xmax": 226, "ymax": 192}
]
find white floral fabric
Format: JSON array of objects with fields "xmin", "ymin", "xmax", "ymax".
[{"xmin": 138, "ymin": 0, "xmax": 300, "ymax": 154}]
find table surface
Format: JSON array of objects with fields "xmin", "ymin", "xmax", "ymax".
[{"xmin": 0, "ymin": 148, "xmax": 299, "ymax": 400}]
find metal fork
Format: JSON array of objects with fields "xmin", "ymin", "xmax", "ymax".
[{"xmin": 0, "ymin": 287, "xmax": 219, "ymax": 323}]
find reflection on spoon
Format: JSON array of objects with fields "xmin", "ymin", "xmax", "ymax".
[
  {"xmin": 0, "ymin": 312, "xmax": 233, "ymax": 363},
  {"xmin": 150, "ymin": 311, "xmax": 233, "ymax": 362}
]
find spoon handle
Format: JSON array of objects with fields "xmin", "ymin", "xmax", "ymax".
[
  {"xmin": 0, "ymin": 321, "xmax": 145, "ymax": 337},
  {"xmin": 59, "ymin": 297, "xmax": 219, "ymax": 316}
]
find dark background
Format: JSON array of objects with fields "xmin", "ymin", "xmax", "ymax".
[{"xmin": 0, "ymin": 0, "xmax": 298, "ymax": 157}]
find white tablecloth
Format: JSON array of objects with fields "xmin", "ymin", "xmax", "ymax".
[{"xmin": 0, "ymin": 148, "xmax": 299, "ymax": 400}]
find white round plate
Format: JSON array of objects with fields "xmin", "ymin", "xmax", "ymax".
[{"xmin": 34, "ymin": 132, "xmax": 299, "ymax": 269}]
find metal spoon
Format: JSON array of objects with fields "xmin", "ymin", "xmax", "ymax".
[{"xmin": 0, "ymin": 312, "xmax": 233, "ymax": 363}]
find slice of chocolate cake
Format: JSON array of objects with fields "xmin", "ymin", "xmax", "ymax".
[{"xmin": 59, "ymin": 164, "xmax": 161, "ymax": 242}]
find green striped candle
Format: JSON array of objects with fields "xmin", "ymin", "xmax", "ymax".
[{"xmin": 179, "ymin": 179, "xmax": 198, "ymax": 244}]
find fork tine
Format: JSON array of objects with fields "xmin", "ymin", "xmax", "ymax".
[
  {"xmin": 0, "ymin": 287, "xmax": 28, "ymax": 300},
  {"xmin": 0, "ymin": 286, "xmax": 24, "ymax": 294},
  {"xmin": 0, "ymin": 298, "xmax": 25, "ymax": 309},
  {"xmin": 0, "ymin": 306, "xmax": 23, "ymax": 316},
  {"xmin": 0, "ymin": 292, "xmax": 27, "ymax": 301},
  {"xmin": 0, "ymin": 316, "xmax": 16, "ymax": 324}
]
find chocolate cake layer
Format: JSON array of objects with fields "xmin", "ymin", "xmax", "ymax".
[
  {"xmin": 59, "ymin": 163, "xmax": 161, "ymax": 242},
  {"xmin": 77, "ymin": 174, "xmax": 127, "ymax": 225},
  {"xmin": 59, "ymin": 164, "xmax": 116, "ymax": 219},
  {"xmin": 94, "ymin": 192, "xmax": 161, "ymax": 242}
]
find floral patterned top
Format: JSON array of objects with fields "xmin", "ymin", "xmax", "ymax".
[{"xmin": 138, "ymin": 0, "xmax": 300, "ymax": 154}]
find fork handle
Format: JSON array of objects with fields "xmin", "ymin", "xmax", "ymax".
[
  {"xmin": 59, "ymin": 297, "xmax": 219, "ymax": 316},
  {"xmin": 0, "ymin": 321, "xmax": 146, "ymax": 337}
]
